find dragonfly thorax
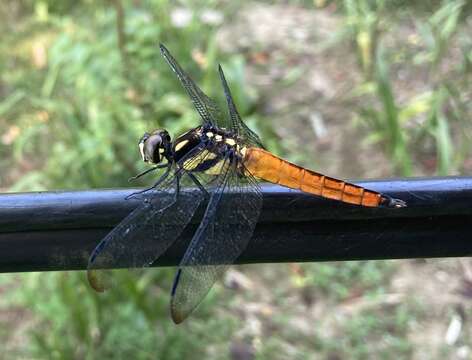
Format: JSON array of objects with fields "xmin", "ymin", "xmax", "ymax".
[
  {"xmin": 170, "ymin": 125, "xmax": 246, "ymax": 175},
  {"xmin": 139, "ymin": 129, "xmax": 172, "ymax": 164}
]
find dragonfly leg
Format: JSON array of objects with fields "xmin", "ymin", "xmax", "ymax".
[
  {"xmin": 148, "ymin": 171, "xmax": 182, "ymax": 214},
  {"xmin": 128, "ymin": 163, "xmax": 168, "ymax": 182},
  {"xmin": 173, "ymin": 172, "xmax": 181, "ymax": 202},
  {"xmin": 187, "ymin": 172, "xmax": 210, "ymax": 198},
  {"xmin": 125, "ymin": 164, "xmax": 172, "ymax": 200}
]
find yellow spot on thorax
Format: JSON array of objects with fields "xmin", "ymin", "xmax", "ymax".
[
  {"xmin": 174, "ymin": 139, "xmax": 189, "ymax": 151},
  {"xmin": 182, "ymin": 150, "xmax": 217, "ymax": 170},
  {"xmin": 215, "ymin": 135, "xmax": 223, "ymax": 141}
]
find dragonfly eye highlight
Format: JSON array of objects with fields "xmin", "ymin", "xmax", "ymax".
[{"xmin": 138, "ymin": 132, "xmax": 150, "ymax": 162}]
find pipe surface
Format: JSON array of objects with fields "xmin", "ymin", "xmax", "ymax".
[{"xmin": 0, "ymin": 177, "xmax": 471, "ymax": 272}]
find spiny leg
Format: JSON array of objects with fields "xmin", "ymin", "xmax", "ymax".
[
  {"xmin": 128, "ymin": 163, "xmax": 168, "ymax": 182},
  {"xmin": 126, "ymin": 164, "xmax": 172, "ymax": 200},
  {"xmin": 187, "ymin": 172, "xmax": 210, "ymax": 198}
]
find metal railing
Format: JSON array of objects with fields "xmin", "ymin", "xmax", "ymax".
[{"xmin": 0, "ymin": 177, "xmax": 471, "ymax": 272}]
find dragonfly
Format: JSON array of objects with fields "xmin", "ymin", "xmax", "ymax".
[{"xmin": 87, "ymin": 44, "xmax": 407, "ymax": 324}]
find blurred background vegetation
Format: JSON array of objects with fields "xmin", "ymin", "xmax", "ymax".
[{"xmin": 0, "ymin": 0, "xmax": 472, "ymax": 358}]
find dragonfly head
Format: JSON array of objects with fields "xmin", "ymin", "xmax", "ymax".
[{"xmin": 138, "ymin": 129, "xmax": 172, "ymax": 164}]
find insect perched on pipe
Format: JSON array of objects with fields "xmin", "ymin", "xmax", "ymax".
[{"xmin": 87, "ymin": 44, "xmax": 406, "ymax": 324}]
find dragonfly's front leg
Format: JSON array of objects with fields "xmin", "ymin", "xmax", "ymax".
[
  {"xmin": 128, "ymin": 163, "xmax": 169, "ymax": 182},
  {"xmin": 187, "ymin": 172, "xmax": 210, "ymax": 199},
  {"xmin": 149, "ymin": 171, "xmax": 182, "ymax": 214},
  {"xmin": 126, "ymin": 163, "xmax": 173, "ymax": 200}
]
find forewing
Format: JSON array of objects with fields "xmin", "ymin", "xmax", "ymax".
[
  {"xmin": 218, "ymin": 65, "xmax": 265, "ymax": 148},
  {"xmin": 160, "ymin": 44, "xmax": 225, "ymax": 128},
  {"xmin": 87, "ymin": 172, "xmax": 199, "ymax": 291},
  {"xmin": 87, "ymin": 144, "xmax": 214, "ymax": 292},
  {"xmin": 170, "ymin": 160, "xmax": 263, "ymax": 323}
]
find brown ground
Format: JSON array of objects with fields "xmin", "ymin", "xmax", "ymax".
[{"xmin": 215, "ymin": 3, "xmax": 472, "ymax": 359}]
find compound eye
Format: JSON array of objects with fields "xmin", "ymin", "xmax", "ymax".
[{"xmin": 142, "ymin": 134, "xmax": 163, "ymax": 163}]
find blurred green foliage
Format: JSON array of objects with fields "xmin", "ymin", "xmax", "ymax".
[
  {"xmin": 299, "ymin": 261, "xmax": 395, "ymax": 300},
  {"xmin": 1, "ymin": 0, "xmax": 471, "ymax": 358},
  {"xmin": 0, "ymin": 1, "xmax": 261, "ymax": 358},
  {"xmin": 342, "ymin": 0, "xmax": 471, "ymax": 175},
  {"xmin": 1, "ymin": 0, "xmax": 267, "ymax": 192},
  {"xmin": 9, "ymin": 271, "xmax": 238, "ymax": 359}
]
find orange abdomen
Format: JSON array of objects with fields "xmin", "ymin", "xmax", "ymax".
[{"xmin": 243, "ymin": 147, "xmax": 386, "ymax": 207}]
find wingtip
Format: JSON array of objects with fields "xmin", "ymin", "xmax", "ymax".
[
  {"xmin": 159, "ymin": 43, "xmax": 167, "ymax": 54},
  {"xmin": 169, "ymin": 269, "xmax": 190, "ymax": 324},
  {"xmin": 87, "ymin": 270, "xmax": 106, "ymax": 293},
  {"xmin": 217, "ymin": 64, "xmax": 230, "ymax": 90},
  {"xmin": 217, "ymin": 64, "xmax": 226, "ymax": 79},
  {"xmin": 170, "ymin": 305, "xmax": 186, "ymax": 324}
]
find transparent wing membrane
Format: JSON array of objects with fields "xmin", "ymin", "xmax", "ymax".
[
  {"xmin": 170, "ymin": 160, "xmax": 263, "ymax": 323},
  {"xmin": 218, "ymin": 65, "xmax": 265, "ymax": 148},
  {"xmin": 160, "ymin": 44, "xmax": 224, "ymax": 128},
  {"xmin": 87, "ymin": 144, "xmax": 216, "ymax": 292},
  {"xmin": 89, "ymin": 45, "xmax": 265, "ymax": 325},
  {"xmin": 160, "ymin": 44, "xmax": 264, "ymax": 147}
]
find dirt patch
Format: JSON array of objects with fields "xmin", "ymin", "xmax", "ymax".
[{"xmin": 217, "ymin": 3, "xmax": 394, "ymax": 179}]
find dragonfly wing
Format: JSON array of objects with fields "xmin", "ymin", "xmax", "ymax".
[
  {"xmin": 160, "ymin": 44, "xmax": 225, "ymax": 128},
  {"xmin": 218, "ymin": 65, "xmax": 265, "ymax": 148},
  {"xmin": 170, "ymin": 159, "xmax": 263, "ymax": 323},
  {"xmin": 87, "ymin": 172, "xmax": 199, "ymax": 291},
  {"xmin": 87, "ymin": 144, "xmax": 215, "ymax": 292}
]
